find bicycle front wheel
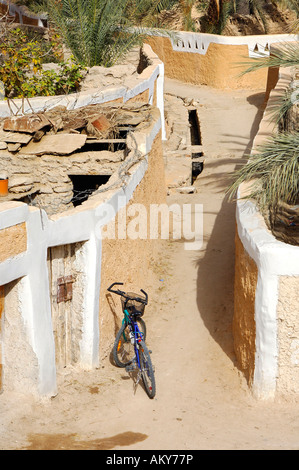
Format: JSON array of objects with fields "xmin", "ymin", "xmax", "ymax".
[
  {"xmin": 139, "ymin": 340, "xmax": 156, "ymax": 399},
  {"xmin": 113, "ymin": 319, "xmax": 146, "ymax": 368}
]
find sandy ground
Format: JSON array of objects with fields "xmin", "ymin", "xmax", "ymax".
[{"xmin": 1, "ymin": 79, "xmax": 299, "ymax": 451}]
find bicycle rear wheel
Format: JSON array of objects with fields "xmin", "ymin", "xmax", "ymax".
[
  {"xmin": 139, "ymin": 340, "xmax": 156, "ymax": 399},
  {"xmin": 113, "ymin": 319, "xmax": 146, "ymax": 368}
]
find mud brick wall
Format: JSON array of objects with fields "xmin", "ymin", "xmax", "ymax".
[
  {"xmin": 146, "ymin": 36, "xmax": 271, "ymax": 90},
  {"xmin": 235, "ymin": 67, "xmax": 299, "ymax": 400},
  {"xmin": 233, "ymin": 231, "xmax": 258, "ymax": 387},
  {"xmin": 98, "ymin": 130, "xmax": 166, "ymax": 360}
]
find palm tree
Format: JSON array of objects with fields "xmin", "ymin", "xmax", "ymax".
[
  {"xmin": 228, "ymin": 132, "xmax": 299, "ymax": 211},
  {"xmin": 179, "ymin": 0, "xmax": 198, "ymax": 31},
  {"xmin": 200, "ymin": 0, "xmax": 234, "ymax": 34},
  {"xmin": 200, "ymin": 0, "xmax": 299, "ymax": 34},
  {"xmin": 228, "ymin": 10, "xmax": 299, "ymax": 244},
  {"xmin": 240, "ymin": 40, "xmax": 299, "ymax": 124},
  {"xmin": 43, "ymin": 0, "xmax": 150, "ymax": 67}
]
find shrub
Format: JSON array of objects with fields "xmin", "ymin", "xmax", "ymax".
[{"xmin": 0, "ymin": 28, "xmax": 85, "ymax": 98}]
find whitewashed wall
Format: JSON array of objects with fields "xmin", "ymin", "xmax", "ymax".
[{"xmin": 236, "ymin": 67, "xmax": 299, "ymax": 399}]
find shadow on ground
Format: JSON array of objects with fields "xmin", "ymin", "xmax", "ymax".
[{"xmin": 195, "ymin": 91, "xmax": 265, "ymax": 364}]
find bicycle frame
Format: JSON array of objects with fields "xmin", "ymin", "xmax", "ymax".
[
  {"xmin": 123, "ymin": 309, "xmax": 143, "ymax": 369},
  {"xmin": 109, "ymin": 282, "xmax": 155, "ymax": 398}
]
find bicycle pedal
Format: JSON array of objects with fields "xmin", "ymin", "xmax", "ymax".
[{"xmin": 125, "ymin": 364, "xmax": 137, "ymax": 372}]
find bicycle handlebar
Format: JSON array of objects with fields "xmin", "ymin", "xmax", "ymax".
[{"xmin": 107, "ymin": 282, "xmax": 148, "ymax": 305}]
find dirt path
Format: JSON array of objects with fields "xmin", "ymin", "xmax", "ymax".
[{"xmin": 1, "ymin": 80, "xmax": 299, "ymax": 451}]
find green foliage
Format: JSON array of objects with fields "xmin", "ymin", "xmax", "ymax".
[
  {"xmin": 179, "ymin": 0, "xmax": 197, "ymax": 31},
  {"xmin": 241, "ymin": 42, "xmax": 299, "ymax": 75},
  {"xmin": 200, "ymin": 0, "xmax": 235, "ymax": 34},
  {"xmin": 228, "ymin": 132, "xmax": 299, "ymax": 210},
  {"xmin": 125, "ymin": 0, "xmax": 179, "ymax": 27},
  {"xmin": 44, "ymin": 0, "xmax": 149, "ymax": 67},
  {"xmin": 240, "ymin": 42, "xmax": 299, "ymax": 126},
  {"xmin": 14, "ymin": 0, "xmax": 46, "ymax": 13},
  {"xmin": 0, "ymin": 28, "xmax": 85, "ymax": 98},
  {"xmin": 228, "ymin": 10, "xmax": 299, "ymax": 217}
]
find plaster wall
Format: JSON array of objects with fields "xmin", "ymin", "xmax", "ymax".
[
  {"xmin": 98, "ymin": 130, "xmax": 166, "ymax": 360},
  {"xmin": 233, "ymin": 231, "xmax": 257, "ymax": 387},
  {"xmin": 0, "ymin": 105, "xmax": 164, "ymax": 397},
  {"xmin": 145, "ymin": 33, "xmax": 298, "ymax": 90},
  {"xmin": 235, "ymin": 67, "xmax": 299, "ymax": 400},
  {"xmin": 0, "ymin": 222, "xmax": 27, "ymax": 262},
  {"xmin": 277, "ymin": 276, "xmax": 299, "ymax": 396}
]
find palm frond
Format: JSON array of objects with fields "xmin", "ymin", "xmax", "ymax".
[
  {"xmin": 249, "ymin": 0, "xmax": 269, "ymax": 33},
  {"xmin": 265, "ymin": 85, "xmax": 298, "ymax": 127},
  {"xmin": 45, "ymin": 0, "xmax": 150, "ymax": 67},
  {"xmin": 228, "ymin": 131, "xmax": 299, "ymax": 210},
  {"xmin": 240, "ymin": 41, "xmax": 299, "ymax": 76}
]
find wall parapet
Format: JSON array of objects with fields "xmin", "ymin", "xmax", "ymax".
[
  {"xmin": 0, "ymin": 0, "xmax": 47, "ymax": 27},
  {"xmin": 0, "ymin": 43, "xmax": 166, "ymax": 139},
  {"xmin": 234, "ymin": 67, "xmax": 299, "ymax": 400},
  {"xmin": 149, "ymin": 29, "xmax": 299, "ymax": 58},
  {"xmin": 146, "ymin": 32, "xmax": 298, "ymax": 89},
  {"xmin": 0, "ymin": 101, "xmax": 164, "ymax": 397}
]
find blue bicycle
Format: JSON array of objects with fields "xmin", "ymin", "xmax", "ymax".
[{"xmin": 107, "ymin": 282, "xmax": 156, "ymax": 399}]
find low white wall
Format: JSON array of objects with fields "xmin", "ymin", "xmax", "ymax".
[
  {"xmin": 0, "ymin": 44, "xmax": 166, "ymax": 139},
  {"xmin": 0, "ymin": 0, "xmax": 46, "ymax": 26},
  {"xmin": 149, "ymin": 29, "xmax": 299, "ymax": 58},
  {"xmin": 236, "ymin": 67, "xmax": 299, "ymax": 400},
  {"xmin": 0, "ymin": 106, "xmax": 161, "ymax": 397}
]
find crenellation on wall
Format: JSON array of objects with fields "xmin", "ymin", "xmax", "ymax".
[{"xmin": 145, "ymin": 34, "xmax": 298, "ymax": 90}]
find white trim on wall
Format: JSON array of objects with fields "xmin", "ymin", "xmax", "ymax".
[
  {"xmin": 0, "ymin": 113, "xmax": 161, "ymax": 396},
  {"xmin": 235, "ymin": 66, "xmax": 299, "ymax": 399}
]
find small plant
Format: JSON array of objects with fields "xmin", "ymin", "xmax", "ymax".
[{"xmin": 0, "ymin": 28, "xmax": 85, "ymax": 98}]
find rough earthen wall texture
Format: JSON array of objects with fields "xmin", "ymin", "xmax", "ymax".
[
  {"xmin": 0, "ymin": 222, "xmax": 27, "ymax": 263},
  {"xmin": 233, "ymin": 231, "xmax": 258, "ymax": 385},
  {"xmin": 146, "ymin": 37, "xmax": 269, "ymax": 90},
  {"xmin": 277, "ymin": 276, "xmax": 299, "ymax": 396},
  {"xmin": 98, "ymin": 131, "xmax": 166, "ymax": 359}
]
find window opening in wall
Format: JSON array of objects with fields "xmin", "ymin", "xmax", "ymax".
[{"xmin": 69, "ymin": 174, "xmax": 111, "ymax": 206}]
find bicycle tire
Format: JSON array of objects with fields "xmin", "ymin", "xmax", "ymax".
[
  {"xmin": 113, "ymin": 319, "xmax": 146, "ymax": 368},
  {"xmin": 139, "ymin": 340, "xmax": 156, "ymax": 399}
]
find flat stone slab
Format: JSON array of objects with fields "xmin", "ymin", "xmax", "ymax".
[
  {"xmin": 22, "ymin": 134, "xmax": 87, "ymax": 155},
  {"xmin": 0, "ymin": 131, "xmax": 32, "ymax": 144}
]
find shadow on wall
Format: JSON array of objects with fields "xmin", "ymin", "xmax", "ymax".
[{"xmin": 195, "ymin": 91, "xmax": 266, "ymax": 366}]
